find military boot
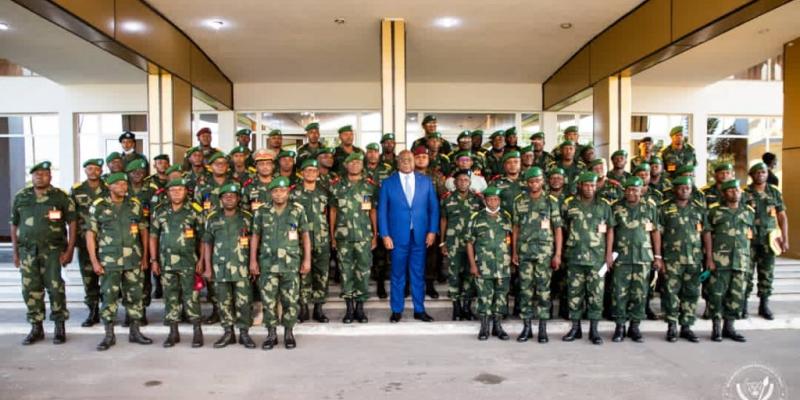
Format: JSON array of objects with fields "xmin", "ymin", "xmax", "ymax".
[
  {"xmin": 645, "ymin": 302, "xmax": 657, "ymax": 320},
  {"xmin": 214, "ymin": 327, "xmax": 235, "ymax": 348},
  {"xmin": 22, "ymin": 322, "xmax": 44, "ymax": 346},
  {"xmin": 53, "ymin": 321, "xmax": 66, "ymax": 344},
  {"xmin": 493, "ymin": 318, "xmax": 510, "ymax": 340},
  {"xmin": 452, "ymin": 301, "xmax": 462, "ymax": 321},
  {"xmin": 342, "ymin": 299, "xmax": 354, "ymax": 324},
  {"xmin": 239, "ymin": 328, "xmax": 255, "ymax": 349},
  {"xmin": 711, "ymin": 319, "xmax": 722, "ymax": 342},
  {"xmin": 461, "ymin": 299, "xmax": 474, "ymax": 320},
  {"xmin": 192, "ymin": 322, "xmax": 203, "ymax": 348},
  {"xmin": 312, "ymin": 303, "xmax": 329, "ymax": 323},
  {"xmin": 562, "ymin": 320, "xmax": 582, "ymax": 342},
  {"xmin": 612, "ymin": 323, "xmax": 625, "ymax": 342},
  {"xmin": 478, "ymin": 316, "xmax": 490, "ymax": 341},
  {"xmin": 722, "ymin": 319, "xmax": 746, "ymax": 342},
  {"xmin": 163, "ymin": 323, "xmax": 180, "ymax": 348},
  {"xmin": 96, "ymin": 322, "xmax": 116, "ymax": 351},
  {"xmin": 758, "ymin": 297, "xmax": 774, "ymax": 320},
  {"xmin": 82, "ymin": 304, "xmax": 99, "ymax": 327},
  {"xmin": 628, "ymin": 321, "xmax": 643, "ymax": 342},
  {"xmin": 123, "ymin": 312, "xmax": 131, "ymax": 327},
  {"xmin": 128, "ymin": 321, "xmax": 153, "ymax": 345},
  {"xmin": 679, "ymin": 325, "xmax": 699, "ymax": 343},
  {"xmin": 666, "ymin": 322, "xmax": 678, "ymax": 342},
  {"xmin": 425, "ymin": 280, "xmax": 439, "ymax": 299},
  {"xmin": 140, "ymin": 308, "xmax": 148, "ymax": 326},
  {"xmin": 355, "ymin": 301, "xmax": 368, "ymax": 323},
  {"xmin": 516, "ymin": 319, "xmax": 532, "ymax": 342},
  {"xmin": 298, "ymin": 303, "xmax": 309, "ymax": 323},
  {"xmin": 589, "ymin": 320, "xmax": 603, "ymax": 345},
  {"xmin": 203, "ymin": 305, "xmax": 220, "ymax": 325},
  {"xmin": 262, "ymin": 327, "xmax": 278, "ymax": 350},
  {"xmin": 537, "ymin": 320, "xmax": 549, "ymax": 343},
  {"xmin": 376, "ymin": 280, "xmax": 388, "ymax": 299},
  {"xmin": 284, "ymin": 327, "xmax": 296, "ymax": 349}
]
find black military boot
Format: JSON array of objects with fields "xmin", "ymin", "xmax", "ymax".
[
  {"xmin": 478, "ymin": 316, "xmax": 490, "ymax": 341},
  {"xmin": 82, "ymin": 304, "xmax": 99, "ymax": 327},
  {"xmin": 711, "ymin": 319, "xmax": 722, "ymax": 342},
  {"xmin": 589, "ymin": 320, "xmax": 603, "ymax": 345},
  {"xmin": 342, "ymin": 299, "xmax": 354, "ymax": 324},
  {"xmin": 355, "ymin": 301, "xmax": 368, "ymax": 323},
  {"xmin": 538, "ymin": 320, "xmax": 549, "ymax": 343},
  {"xmin": 298, "ymin": 303, "xmax": 309, "ymax": 323},
  {"xmin": 214, "ymin": 327, "xmax": 235, "ymax": 348},
  {"xmin": 758, "ymin": 297, "xmax": 774, "ymax": 320},
  {"xmin": 517, "ymin": 319, "xmax": 532, "ymax": 342},
  {"xmin": 452, "ymin": 301, "xmax": 462, "ymax": 321},
  {"xmin": 96, "ymin": 322, "xmax": 116, "ymax": 351},
  {"xmin": 462, "ymin": 299, "xmax": 474, "ymax": 320},
  {"xmin": 645, "ymin": 302, "xmax": 657, "ymax": 320},
  {"xmin": 153, "ymin": 279, "xmax": 163, "ymax": 299},
  {"xmin": 123, "ymin": 312, "xmax": 131, "ymax": 327},
  {"xmin": 128, "ymin": 321, "xmax": 153, "ymax": 345},
  {"xmin": 192, "ymin": 322, "xmax": 203, "ymax": 348},
  {"xmin": 22, "ymin": 322, "xmax": 44, "ymax": 345},
  {"xmin": 722, "ymin": 319, "xmax": 746, "ymax": 342},
  {"xmin": 425, "ymin": 280, "xmax": 439, "ymax": 299},
  {"xmin": 203, "ymin": 305, "xmax": 220, "ymax": 325},
  {"xmin": 53, "ymin": 321, "xmax": 66, "ymax": 344},
  {"xmin": 239, "ymin": 328, "xmax": 255, "ymax": 349},
  {"xmin": 612, "ymin": 323, "xmax": 625, "ymax": 342},
  {"xmin": 666, "ymin": 322, "xmax": 678, "ymax": 342},
  {"xmin": 679, "ymin": 325, "xmax": 699, "ymax": 343},
  {"xmin": 312, "ymin": 303, "xmax": 329, "ymax": 323},
  {"xmin": 140, "ymin": 308, "xmax": 148, "ymax": 326},
  {"xmin": 628, "ymin": 321, "xmax": 643, "ymax": 342},
  {"xmin": 284, "ymin": 327, "xmax": 296, "ymax": 349},
  {"xmin": 376, "ymin": 280, "xmax": 388, "ymax": 299},
  {"xmin": 493, "ymin": 318, "xmax": 510, "ymax": 340},
  {"xmin": 262, "ymin": 327, "xmax": 278, "ymax": 350},
  {"xmin": 741, "ymin": 299, "xmax": 749, "ymax": 318},
  {"xmin": 163, "ymin": 323, "xmax": 180, "ymax": 348},
  {"xmin": 562, "ymin": 320, "xmax": 582, "ymax": 342}
]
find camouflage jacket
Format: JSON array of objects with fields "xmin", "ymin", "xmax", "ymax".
[
  {"xmin": 252, "ymin": 202, "xmax": 309, "ymax": 274},
  {"xmin": 11, "ymin": 185, "xmax": 76, "ymax": 248},
  {"xmin": 490, "ymin": 175, "xmax": 524, "ymax": 214},
  {"xmin": 195, "ymin": 176, "xmax": 237, "ymax": 216},
  {"xmin": 441, "ymin": 190, "xmax": 484, "ymax": 251},
  {"xmin": 562, "ymin": 196, "xmax": 614, "ymax": 267},
  {"xmin": 513, "ymin": 192, "xmax": 562, "ymax": 260},
  {"xmin": 203, "ymin": 209, "xmax": 252, "ymax": 282},
  {"xmin": 241, "ymin": 177, "xmax": 273, "ymax": 212},
  {"xmin": 88, "ymin": 196, "xmax": 145, "ymax": 271},
  {"xmin": 705, "ymin": 203, "xmax": 755, "ymax": 271},
  {"xmin": 660, "ymin": 143, "xmax": 697, "ymax": 175},
  {"xmin": 290, "ymin": 184, "xmax": 332, "ymax": 245},
  {"xmin": 467, "ymin": 209, "xmax": 512, "ymax": 279},
  {"xmin": 744, "ymin": 184, "xmax": 784, "ymax": 241},
  {"xmin": 150, "ymin": 202, "xmax": 204, "ymax": 271},
  {"xmin": 659, "ymin": 198, "xmax": 707, "ymax": 264},
  {"xmin": 70, "ymin": 180, "xmax": 106, "ymax": 235},
  {"xmin": 331, "ymin": 177, "xmax": 377, "ymax": 242},
  {"xmin": 611, "ymin": 200, "xmax": 659, "ymax": 264}
]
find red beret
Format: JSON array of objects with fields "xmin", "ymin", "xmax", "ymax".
[
  {"xmin": 412, "ymin": 146, "xmax": 429, "ymax": 156},
  {"xmin": 196, "ymin": 127, "xmax": 212, "ymax": 136}
]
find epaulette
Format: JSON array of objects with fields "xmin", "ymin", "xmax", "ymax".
[
  {"xmin": 692, "ymin": 199, "xmax": 705, "ymax": 208},
  {"xmin": 440, "ymin": 154, "xmax": 450, "ymax": 162},
  {"xmin": 382, "ymin": 162, "xmax": 392, "ymax": 169},
  {"xmin": 645, "ymin": 198, "xmax": 657, "ymax": 207},
  {"xmin": 149, "ymin": 182, "xmax": 159, "ymax": 190},
  {"xmin": 247, "ymin": 166, "xmax": 257, "ymax": 174},
  {"xmin": 502, "ymin": 210, "xmax": 512, "ymax": 219},
  {"xmin": 191, "ymin": 202, "xmax": 203, "ymax": 212},
  {"xmin": 57, "ymin": 188, "xmax": 69, "ymax": 196},
  {"xmin": 513, "ymin": 193, "xmax": 524, "ymax": 202},
  {"xmin": 600, "ymin": 198, "xmax": 612, "ymax": 205},
  {"xmin": 241, "ymin": 210, "xmax": 253, "ymax": 218},
  {"xmin": 293, "ymin": 202, "xmax": 306, "ymax": 212},
  {"xmin": 746, "ymin": 204, "xmax": 756, "ymax": 213},
  {"xmin": 564, "ymin": 195, "xmax": 575, "ymax": 206},
  {"xmin": 709, "ymin": 202, "xmax": 720, "ymax": 209},
  {"xmin": 130, "ymin": 197, "xmax": 141, "ymax": 204},
  {"xmin": 72, "ymin": 182, "xmax": 82, "ymax": 190},
  {"xmin": 700, "ymin": 184, "xmax": 714, "ymax": 193},
  {"xmin": 206, "ymin": 210, "xmax": 217, "ymax": 220},
  {"xmin": 659, "ymin": 199, "xmax": 670, "ymax": 206},
  {"xmin": 469, "ymin": 211, "xmax": 480, "ymax": 220},
  {"xmin": 548, "ymin": 195, "xmax": 558, "ymax": 202},
  {"xmin": 92, "ymin": 197, "xmax": 105, "ymax": 206}
]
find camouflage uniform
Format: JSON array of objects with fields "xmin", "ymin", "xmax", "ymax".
[
  {"xmin": 252, "ymin": 201, "xmax": 309, "ymax": 329},
  {"xmin": 659, "ymin": 144, "xmax": 697, "ymax": 176},
  {"xmin": 483, "ymin": 150, "xmax": 505, "ymax": 179},
  {"xmin": 365, "ymin": 162, "xmax": 394, "ymax": 186},
  {"xmin": 231, "ymin": 167, "xmax": 256, "ymax": 185},
  {"xmin": 194, "ymin": 176, "xmax": 237, "ymax": 304},
  {"xmin": 129, "ymin": 183, "xmax": 156, "ymax": 309},
  {"xmin": 491, "ymin": 175, "xmax": 524, "ymax": 214},
  {"xmin": 744, "ymin": 184, "xmax": 784, "ymax": 301},
  {"xmin": 532, "ymin": 151, "xmax": 554, "ymax": 170},
  {"xmin": 11, "ymin": 186, "xmax": 76, "ymax": 323},
  {"xmin": 365, "ymin": 163, "xmax": 394, "ymax": 294},
  {"xmin": 241, "ymin": 178, "xmax": 273, "ymax": 213},
  {"xmin": 706, "ymin": 203, "xmax": 755, "ymax": 320},
  {"xmin": 296, "ymin": 143, "xmax": 323, "ymax": 168},
  {"xmin": 203, "ymin": 209, "xmax": 253, "ymax": 329},
  {"xmin": 441, "ymin": 191, "xmax": 483, "ymax": 301},
  {"xmin": 290, "ymin": 184, "xmax": 332, "ymax": 306},
  {"xmin": 595, "ymin": 180, "xmax": 623, "ymax": 203},
  {"xmin": 513, "ymin": 193, "xmax": 562, "ymax": 320},
  {"xmin": 331, "ymin": 177, "xmax": 377, "ymax": 301},
  {"xmin": 467, "ymin": 209, "xmax": 512, "ymax": 318},
  {"xmin": 184, "ymin": 168, "xmax": 210, "ymax": 198},
  {"xmin": 333, "ymin": 146, "xmax": 364, "ymax": 175},
  {"xmin": 70, "ymin": 180, "xmax": 106, "ymax": 310},
  {"xmin": 606, "ymin": 170, "xmax": 631, "ymax": 184},
  {"xmin": 548, "ymin": 160, "xmax": 583, "ymax": 196}
]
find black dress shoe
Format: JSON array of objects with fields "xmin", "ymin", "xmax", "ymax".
[
  {"xmin": 413, "ymin": 312, "xmax": 433, "ymax": 322},
  {"xmin": 390, "ymin": 312, "xmax": 402, "ymax": 323},
  {"xmin": 425, "ymin": 281, "xmax": 439, "ymax": 299}
]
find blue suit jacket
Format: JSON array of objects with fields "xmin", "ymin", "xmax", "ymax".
[{"xmin": 378, "ymin": 171, "xmax": 440, "ymax": 247}]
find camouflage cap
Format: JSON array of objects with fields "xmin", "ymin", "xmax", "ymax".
[
  {"xmin": 236, "ymin": 128, "xmax": 252, "ymax": 137},
  {"xmin": 366, "ymin": 143, "xmax": 380, "ymax": 151},
  {"xmin": 208, "ymin": 151, "xmax": 228, "ymax": 164},
  {"xmin": 672, "ymin": 176, "xmax": 692, "ymax": 187},
  {"xmin": 29, "ymin": 161, "xmax": 52, "ymax": 174},
  {"xmin": 720, "ymin": 179, "xmax": 740, "ymax": 191},
  {"xmin": 301, "ymin": 159, "xmax": 319, "ymax": 170},
  {"xmin": 268, "ymin": 176, "xmax": 291, "ymax": 190},
  {"xmin": 523, "ymin": 166, "xmax": 544, "ymax": 180},
  {"xmin": 305, "ymin": 122, "xmax": 320, "ymax": 131},
  {"xmin": 345, "ymin": 152, "xmax": 365, "ymax": 163},
  {"xmin": 105, "ymin": 172, "xmax": 127, "ymax": 185},
  {"xmin": 219, "ymin": 182, "xmax": 241, "ymax": 195},
  {"xmin": 337, "ymin": 125, "xmax": 353, "ymax": 134},
  {"xmin": 165, "ymin": 178, "xmax": 186, "ymax": 188},
  {"xmin": 380, "ymin": 133, "xmax": 395, "ymax": 143},
  {"xmin": 749, "ymin": 162, "xmax": 768, "ymax": 174},
  {"xmin": 714, "ymin": 162, "xmax": 733, "ymax": 173},
  {"xmin": 502, "ymin": 150, "xmax": 521, "ymax": 162},
  {"xmin": 577, "ymin": 171, "xmax": 598, "ymax": 184},
  {"xmin": 623, "ymin": 176, "xmax": 644, "ymax": 188},
  {"xmin": 82, "ymin": 158, "xmax": 104, "ymax": 168},
  {"xmin": 125, "ymin": 158, "xmax": 147, "ymax": 172},
  {"xmin": 483, "ymin": 186, "xmax": 502, "ymax": 197},
  {"xmin": 105, "ymin": 152, "xmax": 122, "ymax": 163},
  {"xmin": 633, "ymin": 162, "xmax": 651, "ymax": 174}
]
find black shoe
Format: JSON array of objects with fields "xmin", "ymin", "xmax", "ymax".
[
  {"xmin": 666, "ymin": 322, "xmax": 678, "ymax": 342},
  {"xmin": 493, "ymin": 318, "xmax": 509, "ymax": 340},
  {"xmin": 425, "ymin": 280, "xmax": 439, "ymax": 299},
  {"xmin": 645, "ymin": 303, "xmax": 658, "ymax": 320},
  {"xmin": 82, "ymin": 305, "xmax": 99, "ymax": 327},
  {"xmin": 284, "ymin": 327, "xmax": 296, "ymax": 349},
  {"xmin": 123, "ymin": 312, "xmax": 131, "ymax": 328},
  {"xmin": 22, "ymin": 322, "xmax": 44, "ymax": 346},
  {"xmin": 589, "ymin": 320, "xmax": 603, "ymax": 345},
  {"xmin": 516, "ymin": 319, "xmax": 532, "ymax": 342},
  {"xmin": 376, "ymin": 281, "xmax": 388, "ymax": 299},
  {"xmin": 758, "ymin": 297, "xmax": 774, "ymax": 320},
  {"xmin": 452, "ymin": 301, "xmax": 462, "ymax": 321},
  {"xmin": 312, "ymin": 303, "xmax": 329, "ymax": 323},
  {"xmin": 478, "ymin": 316, "xmax": 490, "ymax": 341},
  {"xmin": 390, "ymin": 312, "xmax": 402, "ymax": 323},
  {"xmin": 128, "ymin": 322, "xmax": 153, "ymax": 345},
  {"xmin": 203, "ymin": 306, "xmax": 220, "ymax": 325},
  {"xmin": 342, "ymin": 299, "xmax": 354, "ymax": 324},
  {"xmin": 741, "ymin": 299, "xmax": 749, "ymax": 318},
  {"xmin": 214, "ymin": 327, "xmax": 235, "ymax": 348},
  {"xmin": 298, "ymin": 303, "xmax": 309, "ymax": 323},
  {"xmin": 680, "ymin": 325, "xmax": 699, "ymax": 343},
  {"xmin": 562, "ymin": 320, "xmax": 582, "ymax": 342},
  {"xmin": 461, "ymin": 299, "xmax": 474, "ymax": 321},
  {"xmin": 239, "ymin": 328, "xmax": 255, "ymax": 349},
  {"xmin": 354, "ymin": 301, "xmax": 368, "ymax": 323},
  {"xmin": 140, "ymin": 309, "xmax": 148, "ymax": 326},
  {"xmin": 413, "ymin": 312, "xmax": 434, "ymax": 322},
  {"xmin": 711, "ymin": 319, "xmax": 722, "ymax": 342},
  {"xmin": 153, "ymin": 280, "xmax": 163, "ymax": 299},
  {"xmin": 192, "ymin": 322, "xmax": 203, "ymax": 348},
  {"xmin": 96, "ymin": 322, "xmax": 115, "ymax": 351},
  {"xmin": 612, "ymin": 323, "xmax": 625, "ymax": 342},
  {"xmin": 262, "ymin": 327, "xmax": 278, "ymax": 350},
  {"xmin": 537, "ymin": 320, "xmax": 549, "ymax": 343},
  {"xmin": 628, "ymin": 321, "xmax": 643, "ymax": 342},
  {"xmin": 722, "ymin": 319, "xmax": 746, "ymax": 342},
  {"xmin": 163, "ymin": 323, "xmax": 180, "ymax": 348},
  {"xmin": 53, "ymin": 321, "xmax": 66, "ymax": 345}
]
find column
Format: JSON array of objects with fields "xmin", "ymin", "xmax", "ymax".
[
  {"xmin": 147, "ymin": 70, "xmax": 192, "ymax": 168},
  {"xmin": 592, "ymin": 75, "xmax": 631, "ymax": 160},
  {"xmin": 782, "ymin": 38, "xmax": 800, "ymax": 258},
  {"xmin": 381, "ymin": 19, "xmax": 407, "ymax": 149}
]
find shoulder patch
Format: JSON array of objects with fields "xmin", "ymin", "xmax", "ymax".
[
  {"xmin": 601, "ymin": 198, "xmax": 612, "ymax": 205},
  {"xmin": 241, "ymin": 210, "xmax": 253, "ymax": 218}
]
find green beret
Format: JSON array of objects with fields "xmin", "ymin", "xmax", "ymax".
[
  {"xmin": 483, "ymin": 186, "xmax": 502, "ymax": 197},
  {"xmin": 125, "ymin": 158, "xmax": 147, "ymax": 172},
  {"xmin": 268, "ymin": 176, "xmax": 291, "ymax": 190},
  {"xmin": 749, "ymin": 162, "xmax": 767, "ymax": 174},
  {"xmin": 118, "ymin": 131, "xmax": 135, "ymax": 142},
  {"xmin": 381, "ymin": 133, "xmax": 395, "ymax": 143},
  {"xmin": 105, "ymin": 152, "xmax": 122, "ymax": 163},
  {"xmin": 633, "ymin": 162, "xmax": 651, "ymax": 174},
  {"xmin": 672, "ymin": 176, "xmax": 692, "ymax": 187},
  {"xmin": 426, "ymin": 131, "xmax": 442, "ymax": 139},
  {"xmin": 675, "ymin": 164, "xmax": 695, "ymax": 175},
  {"xmin": 229, "ymin": 146, "xmax": 248, "ymax": 156},
  {"xmin": 268, "ymin": 129, "xmax": 283, "ymax": 137},
  {"xmin": 560, "ymin": 140, "xmax": 575, "ymax": 148},
  {"xmin": 165, "ymin": 178, "xmax": 186, "ymax": 189},
  {"xmin": 236, "ymin": 128, "xmax": 252, "ymax": 137},
  {"xmin": 301, "ymin": 159, "xmax": 319, "ymax": 170},
  {"xmin": 345, "ymin": 152, "xmax": 365, "ymax": 163},
  {"xmin": 316, "ymin": 147, "xmax": 335, "ymax": 156},
  {"xmin": 454, "ymin": 150, "xmax": 473, "ymax": 160},
  {"xmin": 650, "ymin": 156, "xmax": 663, "ymax": 165},
  {"xmin": 577, "ymin": 172, "xmax": 598, "ymax": 184},
  {"xmin": 489, "ymin": 130, "xmax": 505, "ymax": 140},
  {"xmin": 588, "ymin": 158, "xmax": 604, "ymax": 168},
  {"xmin": 564, "ymin": 125, "xmax": 578, "ymax": 134},
  {"xmin": 29, "ymin": 161, "xmax": 52, "ymax": 174},
  {"xmin": 504, "ymin": 127, "xmax": 517, "ymax": 137},
  {"xmin": 547, "ymin": 167, "xmax": 565, "ymax": 177},
  {"xmin": 471, "ymin": 129, "xmax": 484, "ymax": 138},
  {"xmin": 165, "ymin": 165, "xmax": 183, "ymax": 175},
  {"xmin": 82, "ymin": 158, "xmax": 104, "ymax": 168},
  {"xmin": 219, "ymin": 182, "xmax": 241, "ymax": 195},
  {"xmin": 669, "ymin": 126, "xmax": 684, "ymax": 137},
  {"xmin": 457, "ymin": 130, "xmax": 471, "ymax": 141},
  {"xmin": 421, "ymin": 115, "xmax": 437, "ymax": 125},
  {"xmin": 105, "ymin": 172, "xmax": 127, "ymax": 185},
  {"xmin": 305, "ymin": 122, "xmax": 319, "ymax": 131},
  {"xmin": 185, "ymin": 147, "xmax": 200, "ymax": 156},
  {"xmin": 502, "ymin": 151, "xmax": 521, "ymax": 162},
  {"xmin": 713, "ymin": 162, "xmax": 733, "ymax": 173},
  {"xmin": 623, "ymin": 176, "xmax": 644, "ymax": 188},
  {"xmin": 530, "ymin": 131, "xmax": 545, "ymax": 140},
  {"xmin": 337, "ymin": 125, "xmax": 353, "ymax": 134},
  {"xmin": 520, "ymin": 145, "xmax": 533, "ymax": 154},
  {"xmin": 611, "ymin": 149, "xmax": 628, "ymax": 158},
  {"xmin": 720, "ymin": 179, "xmax": 740, "ymax": 191},
  {"xmin": 153, "ymin": 154, "xmax": 169, "ymax": 162},
  {"xmin": 523, "ymin": 166, "xmax": 544, "ymax": 180},
  {"xmin": 366, "ymin": 143, "xmax": 380, "ymax": 151},
  {"xmin": 208, "ymin": 151, "xmax": 228, "ymax": 164},
  {"xmin": 278, "ymin": 150, "xmax": 296, "ymax": 159},
  {"xmin": 580, "ymin": 146, "xmax": 594, "ymax": 156}
]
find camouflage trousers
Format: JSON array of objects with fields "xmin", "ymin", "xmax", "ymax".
[
  {"xmin": 162, "ymin": 270, "xmax": 201, "ymax": 324},
  {"xmin": 215, "ymin": 280, "xmax": 253, "ymax": 329},
  {"xmin": 447, "ymin": 249, "xmax": 475, "ymax": 301},
  {"xmin": 259, "ymin": 271, "xmax": 299, "ymax": 328},
  {"xmin": 708, "ymin": 269, "xmax": 746, "ymax": 321},
  {"xmin": 550, "ymin": 260, "xmax": 568, "ymax": 314},
  {"xmin": 18, "ymin": 244, "xmax": 69, "ymax": 323},
  {"xmin": 475, "ymin": 277, "xmax": 509, "ymax": 318},
  {"xmin": 100, "ymin": 267, "xmax": 144, "ymax": 324},
  {"xmin": 746, "ymin": 243, "xmax": 775, "ymax": 299},
  {"xmin": 301, "ymin": 237, "xmax": 331, "ymax": 305},
  {"xmin": 518, "ymin": 257, "xmax": 553, "ymax": 320},
  {"xmin": 566, "ymin": 264, "xmax": 604, "ymax": 321},
  {"xmin": 611, "ymin": 263, "xmax": 649, "ymax": 323},
  {"xmin": 76, "ymin": 240, "xmax": 100, "ymax": 308},
  {"xmin": 337, "ymin": 240, "xmax": 372, "ymax": 301},
  {"xmin": 662, "ymin": 262, "xmax": 700, "ymax": 326}
]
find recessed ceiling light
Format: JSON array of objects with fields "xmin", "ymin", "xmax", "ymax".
[
  {"xmin": 334, "ymin": 18, "xmax": 346, "ymax": 25},
  {"xmin": 205, "ymin": 19, "xmax": 225, "ymax": 30},
  {"xmin": 757, "ymin": 28, "xmax": 770, "ymax": 35},
  {"xmin": 434, "ymin": 17, "xmax": 460, "ymax": 29},
  {"xmin": 120, "ymin": 21, "xmax": 145, "ymax": 33},
  {"xmin": 560, "ymin": 22, "xmax": 573, "ymax": 29},
  {"xmin": 0, "ymin": 22, "xmax": 9, "ymax": 31}
]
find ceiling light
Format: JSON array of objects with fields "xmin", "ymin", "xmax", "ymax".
[
  {"xmin": 334, "ymin": 18, "xmax": 346, "ymax": 25},
  {"xmin": 0, "ymin": 22, "xmax": 9, "ymax": 31},
  {"xmin": 120, "ymin": 21, "xmax": 145, "ymax": 33},
  {"xmin": 757, "ymin": 28, "xmax": 770, "ymax": 35},
  {"xmin": 560, "ymin": 22, "xmax": 573, "ymax": 29},
  {"xmin": 434, "ymin": 17, "xmax": 460, "ymax": 29},
  {"xmin": 205, "ymin": 19, "xmax": 225, "ymax": 30}
]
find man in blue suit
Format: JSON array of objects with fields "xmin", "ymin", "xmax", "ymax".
[{"xmin": 378, "ymin": 150, "xmax": 439, "ymax": 322}]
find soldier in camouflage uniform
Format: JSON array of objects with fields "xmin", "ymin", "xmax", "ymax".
[
  {"xmin": 483, "ymin": 130, "xmax": 506, "ymax": 179},
  {"xmin": 152, "ymin": 164, "xmax": 186, "ymax": 209},
  {"xmin": 182, "ymin": 127, "xmax": 223, "ymax": 171},
  {"xmin": 291, "ymin": 159, "xmax": 333, "ymax": 322},
  {"xmin": 659, "ymin": 126, "xmax": 697, "ymax": 177},
  {"xmin": 547, "ymin": 140, "xmax": 584, "ymax": 196},
  {"xmin": 630, "ymin": 137, "xmax": 655, "ymax": 170},
  {"xmin": 701, "ymin": 162, "xmax": 734, "ymax": 206},
  {"xmin": 561, "ymin": 172, "xmax": 615, "ymax": 345},
  {"xmin": 607, "ymin": 149, "xmax": 631, "ymax": 184},
  {"xmin": 364, "ymin": 143, "xmax": 394, "ymax": 185},
  {"xmin": 609, "ymin": 177, "xmax": 663, "ymax": 343},
  {"xmin": 70, "ymin": 158, "xmax": 106, "ymax": 327},
  {"xmin": 242, "ymin": 149, "xmax": 276, "ymax": 213},
  {"xmin": 467, "ymin": 186, "xmax": 512, "ymax": 340},
  {"xmin": 634, "ymin": 162, "xmax": 664, "ymax": 320},
  {"xmin": 296, "ymin": 122, "xmax": 323, "ymax": 168},
  {"xmin": 503, "ymin": 127, "xmax": 520, "ymax": 153},
  {"xmin": 11, "ymin": 161, "xmax": 76, "ymax": 345},
  {"xmin": 235, "ymin": 128, "xmax": 255, "ymax": 168},
  {"xmin": 547, "ymin": 167, "xmax": 570, "ymax": 319},
  {"xmin": 489, "ymin": 150, "xmax": 523, "ymax": 316},
  {"xmin": 744, "ymin": 162, "xmax": 788, "ymax": 320},
  {"xmin": 184, "ymin": 146, "xmax": 210, "ymax": 195},
  {"xmin": 251, "ymin": 176, "xmax": 312, "ymax": 350},
  {"xmin": 125, "ymin": 158, "xmax": 157, "ymax": 325},
  {"xmin": 266, "ymin": 128, "xmax": 284, "ymax": 156},
  {"xmin": 277, "ymin": 150, "xmax": 301, "ymax": 186},
  {"xmin": 659, "ymin": 176, "xmax": 706, "ymax": 342},
  {"xmin": 703, "ymin": 179, "xmax": 753, "ymax": 342},
  {"xmin": 648, "ymin": 156, "xmax": 672, "ymax": 194},
  {"xmin": 425, "ymin": 131, "xmax": 452, "ymax": 177},
  {"xmin": 103, "ymin": 152, "xmax": 124, "ymax": 181},
  {"xmin": 590, "ymin": 159, "xmax": 623, "ymax": 203},
  {"xmin": 333, "ymin": 125, "xmax": 365, "ymax": 175},
  {"xmin": 379, "ymin": 133, "xmax": 398, "ymax": 169},
  {"xmin": 87, "ymin": 172, "xmax": 153, "ymax": 351},
  {"xmin": 149, "ymin": 178, "xmax": 205, "ymax": 348},
  {"xmin": 146, "ymin": 154, "xmax": 171, "ymax": 192},
  {"xmin": 230, "ymin": 145, "xmax": 256, "ymax": 184},
  {"xmin": 529, "ymin": 132, "xmax": 553, "ymax": 170},
  {"xmin": 512, "ymin": 167, "xmax": 563, "ymax": 343},
  {"xmin": 202, "ymin": 183, "xmax": 256, "ymax": 349},
  {"xmin": 316, "ymin": 147, "xmax": 339, "ymax": 194},
  {"xmin": 441, "ymin": 170, "xmax": 484, "ymax": 320},
  {"xmin": 365, "ymin": 143, "xmax": 394, "ymax": 299}
]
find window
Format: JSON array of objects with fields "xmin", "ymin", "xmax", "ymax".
[
  {"xmin": 707, "ymin": 116, "xmax": 782, "ymax": 185},
  {"xmin": 556, "ymin": 113, "xmax": 593, "ymax": 145},
  {"xmin": 631, "ymin": 114, "xmax": 689, "ymax": 156},
  {"xmin": 0, "ymin": 114, "xmax": 60, "ymax": 194},
  {"xmin": 236, "ymin": 111, "xmax": 378, "ymax": 150},
  {"xmin": 407, "ymin": 112, "xmax": 516, "ymax": 147},
  {"xmin": 77, "ymin": 113, "xmax": 148, "ymax": 179}
]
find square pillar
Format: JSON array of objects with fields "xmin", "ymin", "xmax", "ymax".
[
  {"xmin": 782, "ymin": 38, "xmax": 800, "ymax": 258},
  {"xmin": 381, "ymin": 19, "xmax": 407, "ymax": 149},
  {"xmin": 148, "ymin": 70, "xmax": 192, "ymax": 168}
]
